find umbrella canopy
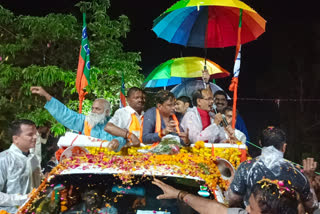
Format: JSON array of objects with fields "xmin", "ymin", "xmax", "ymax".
[
  {"xmin": 143, "ymin": 77, "xmax": 190, "ymax": 88},
  {"xmin": 171, "ymin": 79, "xmax": 230, "ymax": 100},
  {"xmin": 143, "ymin": 57, "xmax": 229, "ymax": 88},
  {"xmin": 153, "ymin": 0, "xmax": 266, "ymax": 48}
]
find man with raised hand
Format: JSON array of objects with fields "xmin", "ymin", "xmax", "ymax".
[{"xmin": 30, "ymin": 86, "xmax": 125, "ymax": 151}]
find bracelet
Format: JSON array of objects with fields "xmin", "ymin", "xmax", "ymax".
[
  {"xmin": 128, "ymin": 131, "xmax": 132, "ymax": 140},
  {"xmin": 177, "ymin": 190, "xmax": 188, "ymax": 201}
]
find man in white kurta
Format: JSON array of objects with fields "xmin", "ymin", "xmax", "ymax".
[
  {"xmin": 181, "ymin": 89, "xmax": 226, "ymax": 144},
  {"xmin": 105, "ymin": 87, "xmax": 145, "ymax": 146},
  {"xmin": 0, "ymin": 119, "xmax": 41, "ymax": 213}
]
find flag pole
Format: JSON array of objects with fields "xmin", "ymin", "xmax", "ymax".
[
  {"xmin": 120, "ymin": 71, "xmax": 127, "ymax": 108},
  {"xmin": 76, "ymin": 13, "xmax": 90, "ymax": 114},
  {"xmin": 229, "ymin": 9, "xmax": 242, "ymax": 129}
]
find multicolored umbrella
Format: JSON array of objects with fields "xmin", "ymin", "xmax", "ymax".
[
  {"xmin": 143, "ymin": 77, "xmax": 189, "ymax": 88},
  {"xmin": 171, "ymin": 79, "xmax": 230, "ymax": 100},
  {"xmin": 152, "ymin": 0, "xmax": 266, "ymax": 48},
  {"xmin": 142, "ymin": 57, "xmax": 229, "ymax": 88}
]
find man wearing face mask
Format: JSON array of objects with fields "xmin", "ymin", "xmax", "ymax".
[{"xmin": 30, "ymin": 86, "xmax": 126, "ymax": 152}]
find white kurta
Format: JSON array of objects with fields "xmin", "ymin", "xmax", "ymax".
[
  {"xmin": 181, "ymin": 107, "xmax": 226, "ymax": 144},
  {"xmin": 0, "ymin": 144, "xmax": 41, "ymax": 213},
  {"xmin": 108, "ymin": 106, "xmax": 144, "ymax": 139}
]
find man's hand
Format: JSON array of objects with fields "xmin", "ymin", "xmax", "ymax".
[
  {"xmin": 128, "ymin": 134, "xmax": 141, "ymax": 147},
  {"xmin": 162, "ymin": 120, "xmax": 177, "ymax": 136},
  {"xmin": 179, "ymin": 128, "xmax": 190, "ymax": 146},
  {"xmin": 107, "ymin": 139, "xmax": 120, "ymax": 151},
  {"xmin": 30, "ymin": 86, "xmax": 52, "ymax": 101},
  {"xmin": 152, "ymin": 178, "xmax": 180, "ymax": 200},
  {"xmin": 225, "ymin": 125, "xmax": 236, "ymax": 138},
  {"xmin": 312, "ymin": 175, "xmax": 320, "ymax": 199},
  {"xmin": 214, "ymin": 113, "xmax": 223, "ymax": 126},
  {"xmin": 202, "ymin": 69, "xmax": 210, "ymax": 84},
  {"xmin": 303, "ymin": 157, "xmax": 318, "ymax": 182}
]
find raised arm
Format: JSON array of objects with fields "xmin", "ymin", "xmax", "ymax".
[
  {"xmin": 31, "ymin": 86, "xmax": 85, "ymax": 132},
  {"xmin": 302, "ymin": 158, "xmax": 319, "ymax": 213},
  {"xmin": 30, "ymin": 86, "xmax": 52, "ymax": 101}
]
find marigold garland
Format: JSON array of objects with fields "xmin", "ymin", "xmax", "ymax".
[{"xmin": 18, "ymin": 141, "xmax": 249, "ymax": 213}]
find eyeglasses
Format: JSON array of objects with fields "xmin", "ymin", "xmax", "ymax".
[{"xmin": 202, "ymin": 97, "xmax": 214, "ymax": 101}]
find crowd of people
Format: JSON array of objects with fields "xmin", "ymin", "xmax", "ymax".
[{"xmin": 0, "ymin": 74, "xmax": 319, "ymax": 213}]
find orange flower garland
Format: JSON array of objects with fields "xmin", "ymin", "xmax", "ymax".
[{"xmin": 18, "ymin": 141, "xmax": 249, "ymax": 213}]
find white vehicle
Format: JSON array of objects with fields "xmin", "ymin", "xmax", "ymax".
[{"xmin": 17, "ymin": 133, "xmax": 246, "ymax": 214}]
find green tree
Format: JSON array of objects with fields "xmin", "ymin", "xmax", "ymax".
[{"xmin": 0, "ymin": 0, "xmax": 144, "ymax": 149}]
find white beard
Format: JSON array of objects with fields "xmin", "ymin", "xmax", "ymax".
[{"xmin": 86, "ymin": 112, "xmax": 106, "ymax": 128}]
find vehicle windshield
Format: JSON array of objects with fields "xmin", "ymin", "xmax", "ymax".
[{"xmin": 42, "ymin": 173, "xmax": 212, "ymax": 214}]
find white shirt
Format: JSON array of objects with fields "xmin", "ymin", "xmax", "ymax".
[{"xmin": 109, "ymin": 106, "xmax": 144, "ymax": 138}]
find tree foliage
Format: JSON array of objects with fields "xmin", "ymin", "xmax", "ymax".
[{"xmin": 0, "ymin": 0, "xmax": 144, "ymax": 148}]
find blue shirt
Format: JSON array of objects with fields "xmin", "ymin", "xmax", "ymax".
[
  {"xmin": 236, "ymin": 114, "xmax": 249, "ymax": 142},
  {"xmin": 142, "ymin": 107, "xmax": 183, "ymax": 144},
  {"xmin": 45, "ymin": 97, "xmax": 126, "ymax": 151}
]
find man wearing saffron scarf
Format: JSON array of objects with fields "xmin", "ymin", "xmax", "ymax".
[
  {"xmin": 180, "ymin": 88, "xmax": 226, "ymax": 144},
  {"xmin": 105, "ymin": 87, "xmax": 145, "ymax": 146},
  {"xmin": 30, "ymin": 86, "xmax": 126, "ymax": 151},
  {"xmin": 142, "ymin": 90, "xmax": 188, "ymax": 145}
]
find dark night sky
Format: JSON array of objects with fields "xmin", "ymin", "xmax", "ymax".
[
  {"xmin": 1, "ymin": 0, "xmax": 319, "ymax": 150},
  {"xmin": 1, "ymin": 0, "xmax": 316, "ymax": 95}
]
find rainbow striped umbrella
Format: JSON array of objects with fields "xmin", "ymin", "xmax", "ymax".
[
  {"xmin": 143, "ymin": 57, "xmax": 229, "ymax": 88},
  {"xmin": 152, "ymin": 0, "xmax": 266, "ymax": 48}
]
